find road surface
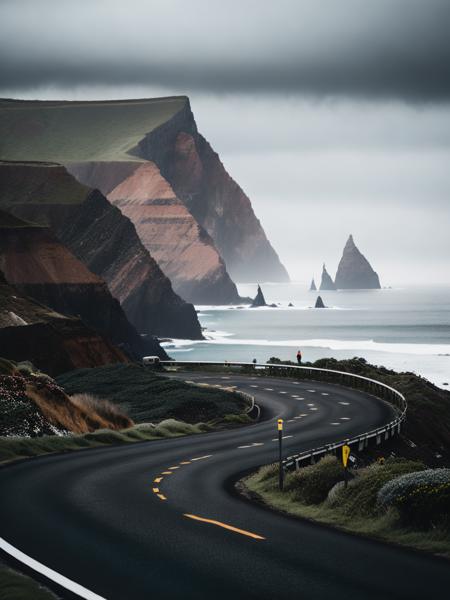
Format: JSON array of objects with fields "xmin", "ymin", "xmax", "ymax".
[{"xmin": 1, "ymin": 371, "xmax": 449, "ymax": 599}]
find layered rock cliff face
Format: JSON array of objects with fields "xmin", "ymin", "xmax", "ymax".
[
  {"xmin": 0, "ymin": 209, "xmax": 167, "ymax": 358},
  {"xmin": 0, "ymin": 271, "xmax": 128, "ymax": 375},
  {"xmin": 108, "ymin": 162, "xmax": 241, "ymax": 304},
  {"xmin": 0, "ymin": 97, "xmax": 289, "ymax": 297},
  {"xmin": 132, "ymin": 101, "xmax": 289, "ymax": 283},
  {"xmin": 0, "ymin": 161, "xmax": 202, "ymax": 339},
  {"xmin": 319, "ymin": 264, "xmax": 336, "ymax": 291},
  {"xmin": 335, "ymin": 235, "xmax": 381, "ymax": 289}
]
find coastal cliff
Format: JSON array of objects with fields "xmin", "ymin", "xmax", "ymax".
[
  {"xmin": 108, "ymin": 161, "xmax": 241, "ymax": 304},
  {"xmin": 0, "ymin": 209, "xmax": 167, "ymax": 358},
  {"xmin": 132, "ymin": 100, "xmax": 289, "ymax": 283},
  {"xmin": 0, "ymin": 271, "xmax": 128, "ymax": 375},
  {"xmin": 0, "ymin": 97, "xmax": 288, "ymax": 295},
  {"xmin": 335, "ymin": 235, "xmax": 381, "ymax": 289},
  {"xmin": 0, "ymin": 161, "xmax": 202, "ymax": 339}
]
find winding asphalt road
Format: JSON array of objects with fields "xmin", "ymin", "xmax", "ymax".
[{"xmin": 1, "ymin": 371, "xmax": 449, "ymax": 600}]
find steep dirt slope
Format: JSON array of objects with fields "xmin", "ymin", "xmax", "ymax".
[
  {"xmin": 0, "ymin": 209, "xmax": 166, "ymax": 358},
  {"xmin": 109, "ymin": 162, "xmax": 241, "ymax": 304},
  {"xmin": 0, "ymin": 161, "xmax": 202, "ymax": 338}
]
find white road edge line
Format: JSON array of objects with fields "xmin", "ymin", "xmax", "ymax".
[{"xmin": 0, "ymin": 537, "xmax": 106, "ymax": 600}]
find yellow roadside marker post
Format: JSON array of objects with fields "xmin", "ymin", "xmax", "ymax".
[
  {"xmin": 342, "ymin": 444, "xmax": 351, "ymax": 488},
  {"xmin": 278, "ymin": 419, "xmax": 284, "ymax": 491}
]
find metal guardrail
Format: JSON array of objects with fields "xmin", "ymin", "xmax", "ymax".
[{"xmin": 160, "ymin": 361, "xmax": 407, "ymax": 470}]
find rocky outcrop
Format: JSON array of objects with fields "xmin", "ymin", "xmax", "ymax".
[
  {"xmin": 310, "ymin": 278, "xmax": 317, "ymax": 291},
  {"xmin": 0, "ymin": 161, "xmax": 202, "ymax": 339},
  {"xmin": 335, "ymin": 235, "xmax": 381, "ymax": 289},
  {"xmin": 0, "ymin": 209, "xmax": 167, "ymax": 359},
  {"xmin": 108, "ymin": 162, "xmax": 241, "ymax": 304},
  {"xmin": 319, "ymin": 264, "xmax": 336, "ymax": 291},
  {"xmin": 0, "ymin": 271, "xmax": 129, "ymax": 375},
  {"xmin": 250, "ymin": 285, "xmax": 267, "ymax": 308},
  {"xmin": 0, "ymin": 97, "xmax": 288, "ymax": 286},
  {"xmin": 314, "ymin": 295, "xmax": 326, "ymax": 308}
]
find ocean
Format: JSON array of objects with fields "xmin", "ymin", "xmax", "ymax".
[{"xmin": 161, "ymin": 283, "xmax": 450, "ymax": 389}]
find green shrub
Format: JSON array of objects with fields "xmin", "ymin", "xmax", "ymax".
[
  {"xmin": 378, "ymin": 468, "xmax": 450, "ymax": 527},
  {"xmin": 284, "ymin": 455, "xmax": 344, "ymax": 504},
  {"xmin": 332, "ymin": 459, "xmax": 425, "ymax": 517}
]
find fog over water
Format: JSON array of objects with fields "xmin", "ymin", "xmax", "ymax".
[{"xmin": 1, "ymin": 0, "xmax": 449, "ymax": 283}]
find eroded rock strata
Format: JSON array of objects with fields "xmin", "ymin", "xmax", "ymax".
[
  {"xmin": 0, "ymin": 209, "xmax": 166, "ymax": 358},
  {"xmin": 0, "ymin": 271, "xmax": 128, "ymax": 375},
  {"xmin": 0, "ymin": 161, "xmax": 202, "ymax": 339},
  {"xmin": 108, "ymin": 162, "xmax": 241, "ymax": 304}
]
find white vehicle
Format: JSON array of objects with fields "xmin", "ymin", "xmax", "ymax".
[{"xmin": 143, "ymin": 356, "xmax": 160, "ymax": 366}]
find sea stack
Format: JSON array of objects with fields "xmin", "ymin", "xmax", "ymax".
[
  {"xmin": 319, "ymin": 264, "xmax": 336, "ymax": 291},
  {"xmin": 314, "ymin": 295, "xmax": 326, "ymax": 308},
  {"xmin": 250, "ymin": 285, "xmax": 267, "ymax": 307},
  {"xmin": 310, "ymin": 278, "xmax": 317, "ymax": 291},
  {"xmin": 335, "ymin": 235, "xmax": 381, "ymax": 289}
]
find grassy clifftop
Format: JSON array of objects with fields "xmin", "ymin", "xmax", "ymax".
[
  {"xmin": 56, "ymin": 363, "xmax": 247, "ymax": 424},
  {"xmin": 0, "ymin": 97, "xmax": 187, "ymax": 162}
]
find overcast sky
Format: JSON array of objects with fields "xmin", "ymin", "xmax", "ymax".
[{"xmin": 1, "ymin": 0, "xmax": 449, "ymax": 284}]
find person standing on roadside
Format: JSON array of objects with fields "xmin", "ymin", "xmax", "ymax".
[{"xmin": 296, "ymin": 349, "xmax": 302, "ymax": 364}]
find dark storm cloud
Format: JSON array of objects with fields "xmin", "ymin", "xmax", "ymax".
[{"xmin": 1, "ymin": 0, "xmax": 450, "ymax": 101}]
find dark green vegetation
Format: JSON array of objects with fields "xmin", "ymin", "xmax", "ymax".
[
  {"xmin": 0, "ymin": 98, "xmax": 185, "ymax": 162},
  {"xmin": 0, "ymin": 566, "xmax": 57, "ymax": 600},
  {"xmin": 243, "ymin": 456, "xmax": 450, "ymax": 558},
  {"xmin": 56, "ymin": 363, "xmax": 247, "ymax": 423},
  {"xmin": 0, "ymin": 420, "xmax": 210, "ymax": 465}
]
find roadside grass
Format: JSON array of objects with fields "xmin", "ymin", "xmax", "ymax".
[
  {"xmin": 56, "ymin": 364, "xmax": 248, "ymax": 424},
  {"xmin": 0, "ymin": 415, "xmax": 250, "ymax": 464},
  {"xmin": 0, "ymin": 566, "xmax": 58, "ymax": 600},
  {"xmin": 241, "ymin": 457, "xmax": 450, "ymax": 558}
]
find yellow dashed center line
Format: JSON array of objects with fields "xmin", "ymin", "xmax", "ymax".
[
  {"xmin": 184, "ymin": 514, "xmax": 265, "ymax": 540},
  {"xmin": 152, "ymin": 455, "xmax": 213, "ymax": 504}
]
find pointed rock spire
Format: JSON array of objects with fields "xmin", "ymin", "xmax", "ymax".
[
  {"xmin": 320, "ymin": 263, "xmax": 336, "ymax": 290},
  {"xmin": 250, "ymin": 284, "xmax": 267, "ymax": 307},
  {"xmin": 314, "ymin": 295, "xmax": 326, "ymax": 308},
  {"xmin": 335, "ymin": 235, "xmax": 381, "ymax": 289},
  {"xmin": 310, "ymin": 277, "xmax": 317, "ymax": 291}
]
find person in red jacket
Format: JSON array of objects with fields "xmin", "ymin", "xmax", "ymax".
[{"xmin": 296, "ymin": 349, "xmax": 302, "ymax": 365}]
